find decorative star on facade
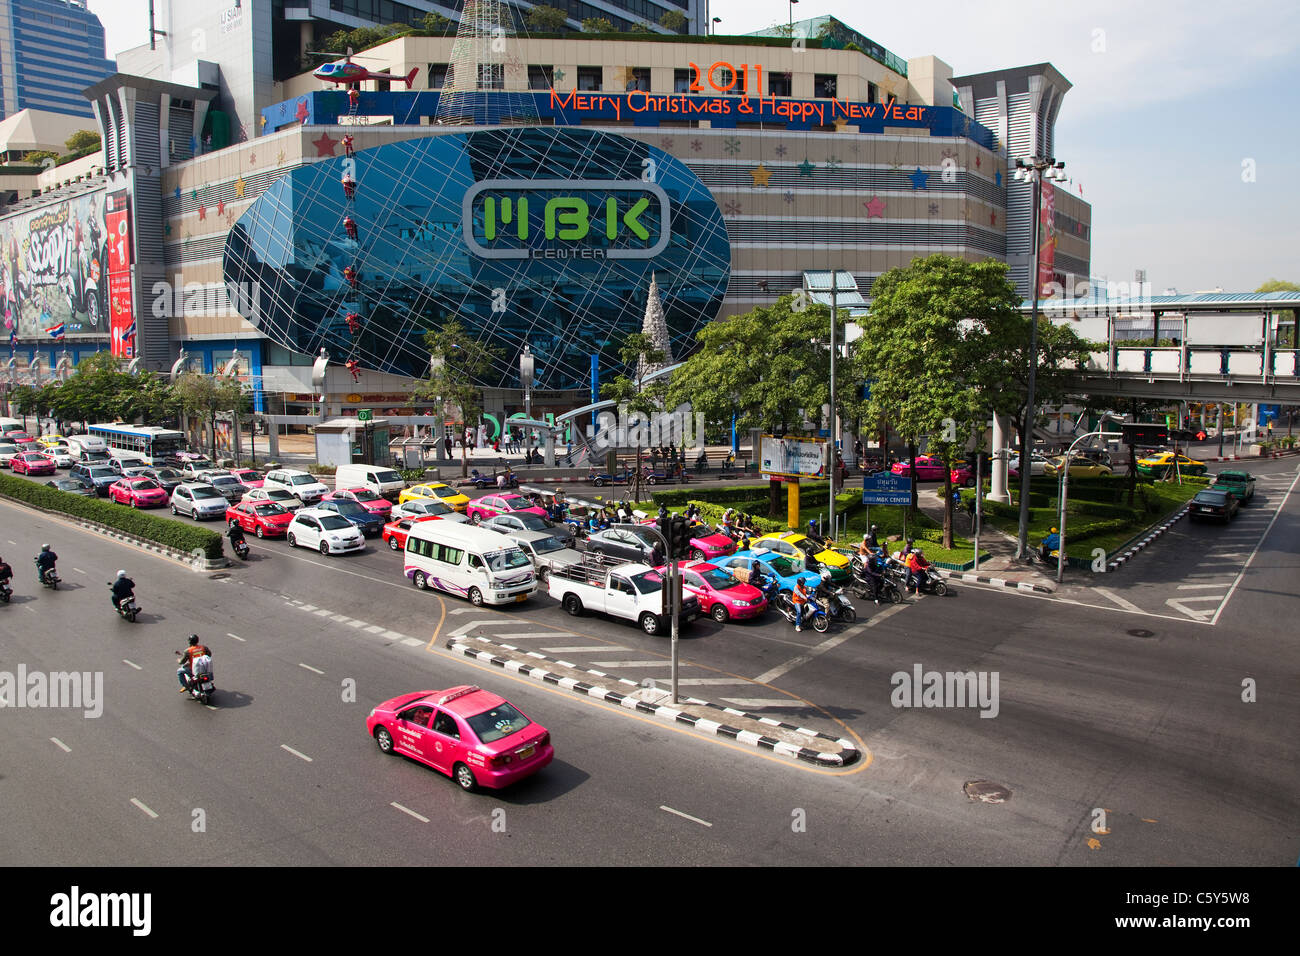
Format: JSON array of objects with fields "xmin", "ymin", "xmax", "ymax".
[
  {"xmin": 990, "ymin": 211, "xmax": 997, "ymax": 227},
  {"xmin": 798, "ymin": 159, "xmax": 815, "ymax": 177},
  {"xmin": 690, "ymin": 139, "xmax": 703, "ymax": 152},
  {"xmin": 295, "ymin": 99, "xmax": 309, "ymax": 124},
  {"xmin": 832, "ymin": 116, "xmax": 849, "ymax": 132},
  {"xmin": 191, "ymin": 188, "xmax": 198, "ymax": 200},
  {"xmin": 660, "ymin": 137, "xmax": 674, "ymax": 149},
  {"xmin": 277, "ymin": 150, "xmax": 285, "ymax": 165},
  {"xmin": 928, "ymin": 202, "xmax": 939, "ymax": 215},
  {"xmin": 163, "ymin": 222, "xmax": 171, "ymax": 236},
  {"xmin": 774, "ymin": 144, "xmax": 788, "ymax": 157},
  {"xmin": 217, "ymin": 200, "xmax": 225, "ymax": 215},
  {"xmin": 249, "ymin": 152, "xmax": 256, "ymax": 165},
  {"xmin": 750, "ymin": 164, "xmax": 771, "ymax": 187},
  {"xmin": 908, "ymin": 167, "xmax": 929, "ymax": 189},
  {"xmin": 234, "ymin": 176, "xmax": 246, "ymax": 198},
  {"xmin": 226, "ymin": 210, "xmax": 235, "ymax": 226},
  {"xmin": 783, "ymin": 191, "xmax": 796, "ymax": 203},
  {"xmin": 260, "ymin": 116, "xmax": 267, "ymax": 130},
  {"xmin": 198, "ymin": 205, "xmax": 206, "ymax": 221},
  {"xmin": 826, "ymin": 156, "xmax": 842, "ymax": 169},
  {"xmin": 723, "ymin": 200, "xmax": 742, "ymax": 216},
  {"xmin": 552, "ymin": 68, "xmax": 566, "ymax": 83},
  {"xmin": 864, "ymin": 196, "xmax": 886, "ymax": 218},
  {"xmin": 174, "ymin": 186, "xmax": 181, "ymax": 200},
  {"xmin": 312, "ymin": 132, "xmax": 338, "ymax": 156},
  {"xmin": 975, "ymin": 155, "xmax": 981, "ymax": 169},
  {"xmin": 723, "ymin": 136, "xmax": 742, "ymax": 156}
]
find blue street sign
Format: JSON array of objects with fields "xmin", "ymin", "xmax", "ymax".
[{"xmin": 862, "ymin": 471, "xmax": 912, "ymax": 506}]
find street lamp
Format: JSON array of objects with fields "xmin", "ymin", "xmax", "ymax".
[
  {"xmin": 1011, "ymin": 154, "xmax": 1067, "ymax": 559},
  {"xmin": 788, "ymin": 0, "xmax": 798, "ymax": 35},
  {"xmin": 711, "ymin": 16, "xmax": 721, "ymax": 35}
]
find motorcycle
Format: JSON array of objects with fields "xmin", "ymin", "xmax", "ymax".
[
  {"xmin": 35, "ymin": 559, "xmax": 59, "ymax": 589},
  {"xmin": 231, "ymin": 538, "xmax": 250, "ymax": 560},
  {"xmin": 0, "ymin": 579, "xmax": 11, "ymax": 603},
  {"xmin": 773, "ymin": 590, "xmax": 830, "ymax": 633},
  {"xmin": 886, "ymin": 555, "xmax": 947, "ymax": 596},
  {"xmin": 815, "ymin": 573, "xmax": 857, "ymax": 623},
  {"xmin": 849, "ymin": 561, "xmax": 902, "ymax": 605},
  {"xmin": 176, "ymin": 652, "xmax": 215, "ymax": 705},
  {"xmin": 109, "ymin": 584, "xmax": 140, "ymax": 622}
]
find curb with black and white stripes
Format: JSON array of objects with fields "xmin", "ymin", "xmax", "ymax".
[
  {"xmin": 445, "ymin": 634, "xmax": 859, "ymax": 767},
  {"xmin": 1106, "ymin": 506, "xmax": 1189, "ymax": 571},
  {"xmin": 937, "ymin": 569, "xmax": 1054, "ymax": 594}
]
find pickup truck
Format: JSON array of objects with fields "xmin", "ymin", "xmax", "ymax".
[
  {"xmin": 1211, "ymin": 469, "xmax": 1255, "ymax": 504},
  {"xmin": 548, "ymin": 561, "xmax": 700, "ymax": 636}
]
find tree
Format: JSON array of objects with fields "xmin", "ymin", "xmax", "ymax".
[
  {"xmin": 1255, "ymin": 279, "xmax": 1300, "ymax": 293},
  {"xmin": 412, "ymin": 320, "xmax": 504, "ymax": 477},
  {"xmin": 23, "ymin": 149, "xmax": 58, "ymax": 167},
  {"xmin": 658, "ymin": 10, "xmax": 686, "ymax": 32},
  {"xmin": 581, "ymin": 17, "xmax": 616, "ymax": 33},
  {"xmin": 64, "ymin": 130, "xmax": 101, "ymax": 153},
  {"xmin": 627, "ymin": 21, "xmax": 654, "ymax": 33},
  {"xmin": 172, "ymin": 373, "xmax": 245, "ymax": 461},
  {"xmin": 526, "ymin": 5, "xmax": 569, "ymax": 32},
  {"xmin": 420, "ymin": 12, "xmax": 451, "ymax": 34},
  {"xmin": 858, "ymin": 255, "xmax": 1008, "ymax": 547},
  {"xmin": 601, "ymin": 333, "xmax": 666, "ymax": 503}
]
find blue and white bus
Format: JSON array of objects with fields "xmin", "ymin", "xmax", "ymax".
[{"xmin": 87, "ymin": 423, "xmax": 188, "ymax": 466}]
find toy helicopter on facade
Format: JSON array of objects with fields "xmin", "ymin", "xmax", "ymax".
[{"xmin": 312, "ymin": 48, "xmax": 418, "ymax": 89}]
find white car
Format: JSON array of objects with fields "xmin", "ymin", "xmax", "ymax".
[
  {"xmin": 390, "ymin": 498, "xmax": 469, "ymax": 522},
  {"xmin": 241, "ymin": 487, "xmax": 304, "ymax": 512},
  {"xmin": 286, "ymin": 508, "xmax": 365, "ymax": 555},
  {"xmin": 1008, "ymin": 453, "xmax": 1051, "ymax": 477},
  {"xmin": 0, "ymin": 443, "xmax": 20, "ymax": 467},
  {"xmin": 41, "ymin": 446, "xmax": 75, "ymax": 468}
]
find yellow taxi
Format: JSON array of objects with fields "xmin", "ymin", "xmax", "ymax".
[
  {"xmin": 397, "ymin": 481, "xmax": 471, "ymax": 512},
  {"xmin": 1043, "ymin": 455, "xmax": 1113, "ymax": 478},
  {"xmin": 1135, "ymin": 451, "xmax": 1207, "ymax": 477},
  {"xmin": 753, "ymin": 532, "xmax": 853, "ymax": 582},
  {"xmin": 36, "ymin": 434, "xmax": 65, "ymax": 449}
]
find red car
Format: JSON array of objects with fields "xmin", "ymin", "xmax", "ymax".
[
  {"xmin": 10, "ymin": 451, "xmax": 55, "ymax": 476},
  {"xmin": 950, "ymin": 464, "xmax": 976, "ymax": 487},
  {"xmin": 891, "ymin": 455, "xmax": 950, "ymax": 481},
  {"xmin": 325, "ymin": 487, "xmax": 393, "ymax": 518},
  {"xmin": 679, "ymin": 560, "xmax": 767, "ymax": 622},
  {"xmin": 467, "ymin": 493, "xmax": 547, "ymax": 524},
  {"xmin": 226, "ymin": 499, "xmax": 295, "ymax": 538},
  {"xmin": 6, "ymin": 431, "xmax": 38, "ymax": 447},
  {"xmin": 381, "ymin": 514, "xmax": 441, "ymax": 551},
  {"xmin": 107, "ymin": 476, "xmax": 169, "ymax": 508},
  {"xmin": 366, "ymin": 685, "xmax": 553, "ymax": 792},
  {"xmin": 229, "ymin": 467, "xmax": 265, "ymax": 489}
]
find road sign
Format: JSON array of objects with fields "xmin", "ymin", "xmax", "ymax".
[
  {"xmin": 862, "ymin": 471, "xmax": 912, "ymax": 506},
  {"xmin": 357, "ymin": 408, "xmax": 373, "ymax": 422}
]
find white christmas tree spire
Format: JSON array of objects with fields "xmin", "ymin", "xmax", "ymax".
[{"xmin": 637, "ymin": 272, "xmax": 673, "ymax": 381}]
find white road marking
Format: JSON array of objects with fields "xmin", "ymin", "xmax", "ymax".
[
  {"xmin": 721, "ymin": 698, "xmax": 806, "ymax": 709},
  {"xmin": 1176, "ymin": 583, "xmax": 1226, "ymax": 590},
  {"xmin": 391, "ymin": 802, "xmax": 430, "ymax": 823},
  {"xmin": 50, "ymin": 737, "xmax": 71, "ymax": 752},
  {"xmin": 665, "ymin": 678, "xmax": 756, "ymax": 686},
  {"xmin": 313, "ymin": 608, "xmax": 332, "ymax": 617},
  {"xmin": 1166, "ymin": 596, "xmax": 1222, "ymax": 621},
  {"xmin": 329, "ymin": 613, "xmax": 350, "ymax": 622},
  {"xmin": 299, "ymin": 604, "xmax": 317, "ymax": 612},
  {"xmin": 130, "ymin": 798, "xmax": 159, "ymax": 819},
  {"xmin": 592, "ymin": 660, "xmax": 676, "ymax": 668},
  {"xmin": 1092, "ymin": 587, "xmax": 1145, "ymax": 614},
  {"xmin": 227, "ymin": 632, "xmax": 246, "ymax": 642},
  {"xmin": 122, "ymin": 659, "xmax": 141, "ymax": 670},
  {"xmin": 491, "ymin": 631, "xmax": 575, "ymax": 639},
  {"xmin": 400, "ymin": 638, "xmax": 423, "ymax": 647},
  {"xmin": 345, "ymin": 619, "xmax": 365, "ymax": 628},
  {"xmin": 5, "ymin": 539, "xmax": 13, "ymax": 545},
  {"xmin": 280, "ymin": 744, "xmax": 313, "ymax": 762},
  {"xmin": 660, "ymin": 805, "xmax": 712, "ymax": 827},
  {"xmin": 542, "ymin": 645, "xmax": 628, "ymax": 653},
  {"xmin": 753, "ymin": 603, "xmax": 908, "ymax": 684},
  {"xmin": 71, "ymin": 567, "xmax": 85, "ymax": 574},
  {"xmin": 1212, "ymin": 466, "xmax": 1300, "ymax": 626},
  {"xmin": 381, "ymin": 630, "xmax": 405, "ymax": 640},
  {"xmin": 365, "ymin": 624, "xmax": 385, "ymax": 634},
  {"xmin": 298, "ymin": 663, "xmax": 324, "ymax": 675},
  {"xmin": 447, "ymin": 608, "xmax": 478, "ymax": 615}
]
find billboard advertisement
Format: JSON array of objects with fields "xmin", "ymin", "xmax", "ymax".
[
  {"xmin": 1037, "ymin": 180, "xmax": 1057, "ymax": 297},
  {"xmin": 761, "ymin": 435, "xmax": 827, "ymax": 480},
  {"xmin": 104, "ymin": 189, "xmax": 136, "ymax": 357},
  {"xmin": 0, "ymin": 188, "xmax": 117, "ymax": 344}
]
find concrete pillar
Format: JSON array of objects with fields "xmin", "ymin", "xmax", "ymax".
[
  {"xmin": 988, "ymin": 412, "xmax": 1011, "ymax": 503},
  {"xmin": 266, "ymin": 425, "xmax": 279, "ymax": 460},
  {"xmin": 543, "ymin": 432, "xmax": 555, "ymax": 467}
]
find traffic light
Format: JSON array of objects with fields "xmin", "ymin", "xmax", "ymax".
[
  {"xmin": 1121, "ymin": 422, "xmax": 1168, "ymax": 447},
  {"xmin": 669, "ymin": 515, "xmax": 691, "ymax": 559}
]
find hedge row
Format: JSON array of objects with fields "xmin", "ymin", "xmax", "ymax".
[
  {"xmin": 684, "ymin": 501, "xmax": 790, "ymax": 536},
  {"xmin": 651, "ymin": 483, "xmax": 833, "ymax": 509},
  {"xmin": 0, "ymin": 474, "xmax": 225, "ymax": 559}
]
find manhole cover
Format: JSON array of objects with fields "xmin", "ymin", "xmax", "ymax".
[
  {"xmin": 964, "ymin": 780, "xmax": 1011, "ymax": 803},
  {"xmin": 208, "ymin": 573, "xmax": 231, "ymax": 580},
  {"xmin": 1126, "ymin": 628, "xmax": 1156, "ymax": 638}
]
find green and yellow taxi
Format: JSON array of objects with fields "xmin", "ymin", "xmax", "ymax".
[
  {"xmin": 1135, "ymin": 452, "xmax": 1207, "ymax": 477},
  {"xmin": 1044, "ymin": 454, "xmax": 1113, "ymax": 478},
  {"xmin": 753, "ymin": 532, "xmax": 853, "ymax": 582},
  {"xmin": 397, "ymin": 481, "xmax": 471, "ymax": 513}
]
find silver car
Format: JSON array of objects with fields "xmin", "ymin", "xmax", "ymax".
[
  {"xmin": 391, "ymin": 498, "xmax": 469, "ymax": 523},
  {"xmin": 170, "ymin": 482, "xmax": 229, "ymax": 520},
  {"xmin": 241, "ymin": 487, "xmax": 304, "ymax": 512},
  {"xmin": 493, "ymin": 528, "xmax": 581, "ymax": 584}
]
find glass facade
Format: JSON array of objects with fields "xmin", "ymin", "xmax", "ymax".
[
  {"xmin": 222, "ymin": 127, "xmax": 730, "ymax": 391},
  {"xmin": 0, "ymin": 0, "xmax": 115, "ymax": 120}
]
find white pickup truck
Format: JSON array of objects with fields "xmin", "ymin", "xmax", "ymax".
[{"xmin": 547, "ymin": 561, "xmax": 700, "ymax": 636}]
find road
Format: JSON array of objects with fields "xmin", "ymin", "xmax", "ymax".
[{"xmin": 0, "ymin": 459, "xmax": 1295, "ymax": 866}]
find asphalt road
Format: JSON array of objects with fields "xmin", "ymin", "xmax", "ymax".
[{"xmin": 0, "ymin": 460, "xmax": 1295, "ymax": 866}]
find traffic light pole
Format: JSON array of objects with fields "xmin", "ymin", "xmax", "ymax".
[{"xmin": 615, "ymin": 520, "xmax": 680, "ymax": 704}]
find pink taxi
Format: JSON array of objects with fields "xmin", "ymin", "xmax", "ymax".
[
  {"xmin": 679, "ymin": 560, "xmax": 768, "ymax": 623},
  {"xmin": 324, "ymin": 486, "xmax": 393, "ymax": 518},
  {"xmin": 639, "ymin": 518, "xmax": 736, "ymax": 561},
  {"xmin": 467, "ymin": 493, "xmax": 547, "ymax": 524},
  {"xmin": 229, "ymin": 467, "xmax": 265, "ymax": 488},
  {"xmin": 367, "ymin": 685, "xmax": 553, "ymax": 792},
  {"xmin": 107, "ymin": 476, "xmax": 170, "ymax": 508}
]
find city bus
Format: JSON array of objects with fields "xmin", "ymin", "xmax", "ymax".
[{"xmin": 86, "ymin": 423, "xmax": 188, "ymax": 466}]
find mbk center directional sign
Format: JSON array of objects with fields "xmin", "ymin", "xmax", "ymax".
[{"xmin": 862, "ymin": 471, "xmax": 912, "ymax": 506}]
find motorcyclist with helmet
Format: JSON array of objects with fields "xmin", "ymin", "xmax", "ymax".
[
  {"xmin": 109, "ymin": 569, "xmax": 135, "ymax": 610},
  {"xmin": 177, "ymin": 634, "xmax": 213, "ymax": 693},
  {"xmin": 34, "ymin": 543, "xmax": 57, "ymax": 583}
]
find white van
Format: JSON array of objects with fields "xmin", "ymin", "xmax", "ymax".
[
  {"xmin": 333, "ymin": 463, "xmax": 406, "ymax": 501},
  {"xmin": 64, "ymin": 434, "xmax": 109, "ymax": 460},
  {"xmin": 263, "ymin": 467, "xmax": 329, "ymax": 505},
  {"xmin": 403, "ymin": 522, "xmax": 535, "ymax": 606}
]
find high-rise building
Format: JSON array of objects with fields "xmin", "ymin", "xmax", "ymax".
[{"xmin": 0, "ymin": 0, "xmax": 115, "ymax": 120}]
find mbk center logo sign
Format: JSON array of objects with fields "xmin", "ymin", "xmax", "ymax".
[{"xmin": 463, "ymin": 180, "xmax": 670, "ymax": 260}]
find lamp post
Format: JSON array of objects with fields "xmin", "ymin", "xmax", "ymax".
[
  {"xmin": 828, "ymin": 270, "xmax": 838, "ymax": 542},
  {"xmin": 1011, "ymin": 154, "xmax": 1067, "ymax": 559},
  {"xmin": 788, "ymin": 0, "xmax": 798, "ymax": 35},
  {"xmin": 711, "ymin": 16, "xmax": 721, "ymax": 35},
  {"xmin": 1056, "ymin": 426, "xmax": 1122, "ymax": 583}
]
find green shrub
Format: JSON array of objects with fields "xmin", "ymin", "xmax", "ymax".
[
  {"xmin": 399, "ymin": 468, "xmax": 426, "ymax": 483},
  {"xmin": 651, "ymin": 483, "xmax": 832, "ymax": 509},
  {"xmin": 0, "ymin": 474, "xmax": 224, "ymax": 558},
  {"xmin": 309, "ymin": 464, "xmax": 337, "ymax": 476}
]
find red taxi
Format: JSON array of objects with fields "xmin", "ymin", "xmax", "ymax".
[
  {"xmin": 367, "ymin": 685, "xmax": 553, "ymax": 792},
  {"xmin": 10, "ymin": 451, "xmax": 55, "ymax": 476},
  {"xmin": 381, "ymin": 514, "xmax": 441, "ymax": 551},
  {"xmin": 466, "ymin": 493, "xmax": 547, "ymax": 524},
  {"xmin": 325, "ymin": 487, "xmax": 393, "ymax": 519},
  {"xmin": 225, "ymin": 499, "xmax": 295, "ymax": 538},
  {"xmin": 107, "ymin": 476, "xmax": 170, "ymax": 508}
]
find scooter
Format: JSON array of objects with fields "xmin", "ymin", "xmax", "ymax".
[
  {"xmin": 35, "ymin": 559, "xmax": 59, "ymax": 589},
  {"xmin": 850, "ymin": 563, "xmax": 902, "ymax": 605},
  {"xmin": 886, "ymin": 555, "xmax": 947, "ymax": 596},
  {"xmin": 231, "ymin": 538, "xmax": 250, "ymax": 560},
  {"xmin": 109, "ymin": 584, "xmax": 140, "ymax": 622},
  {"xmin": 815, "ymin": 572, "xmax": 857, "ymax": 623},
  {"xmin": 773, "ymin": 590, "xmax": 830, "ymax": 633},
  {"xmin": 0, "ymin": 579, "xmax": 11, "ymax": 603},
  {"xmin": 176, "ymin": 652, "xmax": 215, "ymax": 705}
]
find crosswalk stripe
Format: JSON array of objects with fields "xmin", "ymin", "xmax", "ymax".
[
  {"xmin": 542, "ymin": 645, "xmax": 628, "ymax": 653},
  {"xmin": 722, "ymin": 698, "xmax": 807, "ymax": 708}
]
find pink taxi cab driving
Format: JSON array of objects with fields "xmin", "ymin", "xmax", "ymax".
[
  {"xmin": 639, "ymin": 518, "xmax": 736, "ymax": 561},
  {"xmin": 366, "ymin": 685, "xmax": 553, "ymax": 792},
  {"xmin": 466, "ymin": 493, "xmax": 547, "ymax": 524},
  {"xmin": 229, "ymin": 467, "xmax": 265, "ymax": 488},
  {"xmin": 324, "ymin": 486, "xmax": 393, "ymax": 519},
  {"xmin": 108, "ymin": 476, "xmax": 170, "ymax": 508},
  {"xmin": 679, "ymin": 560, "xmax": 768, "ymax": 622}
]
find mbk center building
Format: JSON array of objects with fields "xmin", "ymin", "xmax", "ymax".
[{"xmin": 1, "ymin": 21, "xmax": 1091, "ymax": 434}]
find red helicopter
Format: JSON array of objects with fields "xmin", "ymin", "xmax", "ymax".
[{"xmin": 312, "ymin": 48, "xmax": 418, "ymax": 89}]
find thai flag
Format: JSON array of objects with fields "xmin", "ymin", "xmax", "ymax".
[
  {"xmin": 123, "ymin": 319, "xmax": 136, "ymax": 340},
  {"xmin": 45, "ymin": 323, "xmax": 65, "ymax": 340}
]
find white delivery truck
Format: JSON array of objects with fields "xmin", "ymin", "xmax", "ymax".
[
  {"xmin": 547, "ymin": 560, "xmax": 700, "ymax": 636},
  {"xmin": 403, "ymin": 521, "xmax": 535, "ymax": 606}
]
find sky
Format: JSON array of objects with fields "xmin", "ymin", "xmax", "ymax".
[{"xmin": 91, "ymin": 0, "xmax": 1300, "ymax": 294}]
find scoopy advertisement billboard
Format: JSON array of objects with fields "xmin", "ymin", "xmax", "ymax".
[{"xmin": 760, "ymin": 435, "xmax": 828, "ymax": 480}]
